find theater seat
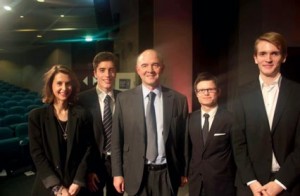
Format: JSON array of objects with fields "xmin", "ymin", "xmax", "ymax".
[
  {"xmin": 0, "ymin": 135, "xmax": 21, "ymax": 173},
  {"xmin": 0, "ymin": 127, "xmax": 14, "ymax": 139},
  {"xmin": 7, "ymin": 106, "xmax": 27, "ymax": 115},
  {"xmin": 0, "ymin": 114, "xmax": 24, "ymax": 127},
  {"xmin": 15, "ymin": 122, "xmax": 29, "ymax": 145}
]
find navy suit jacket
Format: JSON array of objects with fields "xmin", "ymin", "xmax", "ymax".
[
  {"xmin": 185, "ymin": 107, "xmax": 236, "ymax": 196},
  {"xmin": 111, "ymin": 85, "xmax": 188, "ymax": 195},
  {"xmin": 232, "ymin": 77, "xmax": 300, "ymax": 195}
]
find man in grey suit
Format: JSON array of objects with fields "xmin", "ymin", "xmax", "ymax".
[
  {"xmin": 78, "ymin": 52, "xmax": 122, "ymax": 196},
  {"xmin": 111, "ymin": 49, "xmax": 188, "ymax": 196},
  {"xmin": 185, "ymin": 72, "xmax": 236, "ymax": 196},
  {"xmin": 232, "ymin": 32, "xmax": 300, "ymax": 196}
]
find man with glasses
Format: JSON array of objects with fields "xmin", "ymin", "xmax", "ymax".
[{"xmin": 185, "ymin": 72, "xmax": 236, "ymax": 196}]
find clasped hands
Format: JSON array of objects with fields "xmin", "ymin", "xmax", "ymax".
[
  {"xmin": 55, "ymin": 184, "xmax": 80, "ymax": 196},
  {"xmin": 250, "ymin": 181, "xmax": 284, "ymax": 196}
]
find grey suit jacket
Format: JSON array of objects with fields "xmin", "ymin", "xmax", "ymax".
[
  {"xmin": 185, "ymin": 107, "xmax": 236, "ymax": 196},
  {"xmin": 111, "ymin": 85, "xmax": 188, "ymax": 195},
  {"xmin": 29, "ymin": 104, "xmax": 93, "ymax": 195},
  {"xmin": 232, "ymin": 77, "xmax": 300, "ymax": 195}
]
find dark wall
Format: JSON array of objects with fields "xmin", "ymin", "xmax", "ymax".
[
  {"xmin": 282, "ymin": 47, "xmax": 300, "ymax": 83},
  {"xmin": 71, "ymin": 40, "xmax": 113, "ymax": 92},
  {"xmin": 192, "ymin": 0, "xmax": 239, "ymax": 110},
  {"xmin": 138, "ymin": 0, "xmax": 154, "ymax": 52}
]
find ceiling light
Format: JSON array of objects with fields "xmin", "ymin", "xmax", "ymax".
[
  {"xmin": 52, "ymin": 28, "xmax": 77, "ymax": 31},
  {"xmin": 85, "ymin": 36, "xmax": 93, "ymax": 42},
  {"xmin": 15, "ymin": 29, "xmax": 38, "ymax": 32},
  {"xmin": 37, "ymin": 35, "xmax": 42, "ymax": 38},
  {"xmin": 60, "ymin": 15, "xmax": 64, "ymax": 18},
  {"xmin": 37, "ymin": 0, "xmax": 45, "ymax": 2},
  {"xmin": 3, "ymin": 6, "xmax": 12, "ymax": 11},
  {"xmin": 20, "ymin": 16, "xmax": 24, "ymax": 18}
]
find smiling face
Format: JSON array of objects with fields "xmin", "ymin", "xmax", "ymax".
[
  {"xmin": 254, "ymin": 40, "xmax": 286, "ymax": 79},
  {"xmin": 94, "ymin": 60, "xmax": 116, "ymax": 93},
  {"xmin": 136, "ymin": 50, "xmax": 164, "ymax": 90},
  {"xmin": 52, "ymin": 72, "xmax": 72, "ymax": 103}
]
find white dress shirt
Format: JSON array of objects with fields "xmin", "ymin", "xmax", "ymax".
[{"xmin": 142, "ymin": 84, "xmax": 166, "ymax": 164}]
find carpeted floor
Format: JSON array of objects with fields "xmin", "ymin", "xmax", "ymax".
[{"xmin": 0, "ymin": 166, "xmax": 35, "ymax": 196}]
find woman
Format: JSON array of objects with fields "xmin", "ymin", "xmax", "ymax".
[{"xmin": 29, "ymin": 65, "xmax": 93, "ymax": 196}]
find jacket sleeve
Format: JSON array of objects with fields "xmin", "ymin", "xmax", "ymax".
[
  {"xmin": 111, "ymin": 95, "xmax": 124, "ymax": 177},
  {"xmin": 231, "ymin": 91, "xmax": 257, "ymax": 185}
]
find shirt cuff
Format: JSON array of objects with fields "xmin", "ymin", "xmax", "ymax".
[
  {"xmin": 247, "ymin": 180, "xmax": 258, "ymax": 186},
  {"xmin": 274, "ymin": 179, "xmax": 287, "ymax": 190}
]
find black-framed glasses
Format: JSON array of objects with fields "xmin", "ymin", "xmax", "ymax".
[{"xmin": 195, "ymin": 88, "xmax": 217, "ymax": 94}]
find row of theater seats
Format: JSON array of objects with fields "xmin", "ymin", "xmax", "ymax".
[
  {"xmin": 0, "ymin": 81, "xmax": 43, "ymax": 174},
  {"xmin": 0, "ymin": 124, "xmax": 30, "ymax": 172}
]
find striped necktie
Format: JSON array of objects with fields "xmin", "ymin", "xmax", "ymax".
[{"xmin": 103, "ymin": 95, "xmax": 112, "ymax": 153}]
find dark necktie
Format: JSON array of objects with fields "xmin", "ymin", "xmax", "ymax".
[
  {"xmin": 146, "ymin": 92, "xmax": 158, "ymax": 162},
  {"xmin": 202, "ymin": 113, "xmax": 210, "ymax": 144},
  {"xmin": 103, "ymin": 95, "xmax": 112, "ymax": 153}
]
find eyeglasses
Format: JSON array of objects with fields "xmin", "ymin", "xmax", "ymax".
[{"xmin": 195, "ymin": 88, "xmax": 217, "ymax": 94}]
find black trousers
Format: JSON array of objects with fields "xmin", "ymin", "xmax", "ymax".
[{"xmin": 81, "ymin": 155, "xmax": 122, "ymax": 196}]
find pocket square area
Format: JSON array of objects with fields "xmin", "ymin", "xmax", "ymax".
[{"xmin": 214, "ymin": 133, "xmax": 226, "ymax": 136}]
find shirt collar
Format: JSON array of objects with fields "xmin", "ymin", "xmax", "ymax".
[
  {"xmin": 201, "ymin": 106, "xmax": 218, "ymax": 118},
  {"xmin": 142, "ymin": 84, "xmax": 162, "ymax": 99},
  {"xmin": 96, "ymin": 86, "xmax": 114, "ymax": 101},
  {"xmin": 259, "ymin": 74, "xmax": 282, "ymax": 88}
]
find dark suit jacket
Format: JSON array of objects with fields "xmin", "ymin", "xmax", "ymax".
[
  {"xmin": 232, "ymin": 77, "xmax": 300, "ymax": 195},
  {"xmin": 78, "ymin": 87, "xmax": 121, "ymax": 173},
  {"xmin": 185, "ymin": 107, "xmax": 236, "ymax": 196},
  {"xmin": 111, "ymin": 85, "xmax": 188, "ymax": 195},
  {"xmin": 29, "ymin": 104, "xmax": 93, "ymax": 195},
  {"xmin": 78, "ymin": 88, "xmax": 120, "ymax": 157}
]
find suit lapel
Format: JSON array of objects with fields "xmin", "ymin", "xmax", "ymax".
[
  {"xmin": 90, "ymin": 88, "xmax": 103, "ymax": 128},
  {"xmin": 134, "ymin": 86, "xmax": 147, "ymax": 139},
  {"xmin": 45, "ymin": 106, "xmax": 62, "ymax": 167},
  {"xmin": 66, "ymin": 106, "xmax": 77, "ymax": 165},
  {"xmin": 272, "ymin": 78, "xmax": 290, "ymax": 132},
  {"xmin": 162, "ymin": 87, "xmax": 173, "ymax": 143},
  {"xmin": 251, "ymin": 81, "xmax": 271, "ymax": 130},
  {"xmin": 194, "ymin": 111, "xmax": 205, "ymax": 148},
  {"xmin": 204, "ymin": 108, "xmax": 221, "ymax": 148}
]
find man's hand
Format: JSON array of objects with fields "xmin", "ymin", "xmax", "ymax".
[
  {"xmin": 87, "ymin": 173, "xmax": 100, "ymax": 192},
  {"xmin": 249, "ymin": 181, "xmax": 264, "ymax": 196},
  {"xmin": 113, "ymin": 176, "xmax": 125, "ymax": 193},
  {"xmin": 68, "ymin": 183, "xmax": 80, "ymax": 196},
  {"xmin": 59, "ymin": 186, "xmax": 71, "ymax": 196},
  {"xmin": 180, "ymin": 176, "xmax": 188, "ymax": 187},
  {"xmin": 258, "ymin": 181, "xmax": 284, "ymax": 196}
]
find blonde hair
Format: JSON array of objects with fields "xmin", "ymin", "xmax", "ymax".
[{"xmin": 254, "ymin": 32, "xmax": 287, "ymax": 58}]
